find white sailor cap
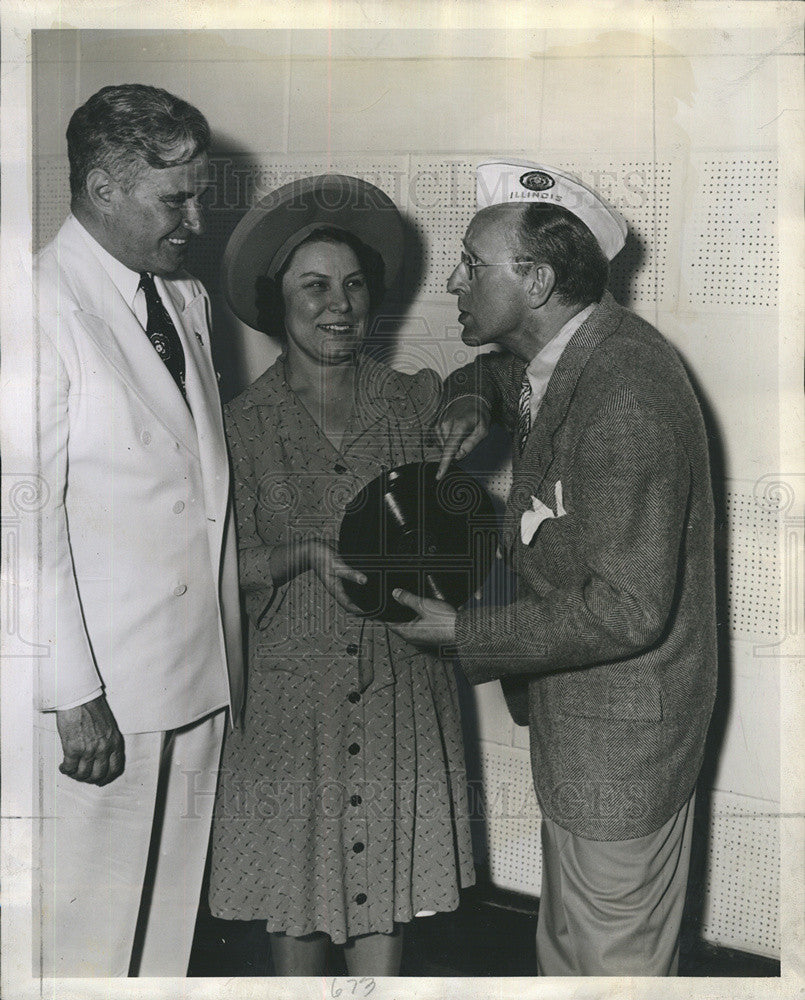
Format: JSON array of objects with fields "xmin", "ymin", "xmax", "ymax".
[{"xmin": 476, "ymin": 159, "xmax": 628, "ymax": 260}]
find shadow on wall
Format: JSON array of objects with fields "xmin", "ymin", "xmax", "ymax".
[
  {"xmin": 609, "ymin": 228, "xmax": 647, "ymax": 311},
  {"xmin": 677, "ymin": 357, "xmax": 731, "ymax": 954},
  {"xmin": 185, "ymin": 136, "xmax": 266, "ymax": 402}
]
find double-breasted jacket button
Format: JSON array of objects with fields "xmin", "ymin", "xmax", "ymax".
[
  {"xmin": 352, "ymin": 842, "xmax": 364, "ymax": 853},
  {"xmin": 346, "ymin": 643, "xmax": 359, "ymax": 656},
  {"xmin": 350, "ymin": 794, "xmax": 362, "ymax": 807},
  {"xmin": 348, "ymin": 742, "xmax": 360, "ymax": 755},
  {"xmin": 355, "ymin": 893, "xmax": 367, "ymax": 905},
  {"xmin": 348, "ymin": 691, "xmax": 361, "ymax": 704}
]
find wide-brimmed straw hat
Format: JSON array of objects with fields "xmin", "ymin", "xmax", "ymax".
[{"xmin": 222, "ymin": 173, "xmax": 404, "ymax": 331}]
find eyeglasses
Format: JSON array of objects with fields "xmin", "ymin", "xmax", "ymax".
[{"xmin": 459, "ymin": 250, "xmax": 534, "ymax": 280}]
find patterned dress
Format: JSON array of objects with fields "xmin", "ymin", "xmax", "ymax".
[{"xmin": 208, "ymin": 354, "xmax": 475, "ymax": 943}]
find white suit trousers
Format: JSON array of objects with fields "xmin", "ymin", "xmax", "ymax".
[{"xmin": 35, "ymin": 708, "xmax": 225, "ymax": 977}]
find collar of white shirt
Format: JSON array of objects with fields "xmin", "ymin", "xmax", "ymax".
[
  {"xmin": 69, "ymin": 213, "xmax": 144, "ymax": 317},
  {"xmin": 525, "ymin": 302, "xmax": 596, "ymax": 421}
]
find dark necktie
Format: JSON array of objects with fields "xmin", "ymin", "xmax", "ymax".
[
  {"xmin": 138, "ymin": 272, "xmax": 187, "ymax": 400},
  {"xmin": 516, "ymin": 371, "xmax": 532, "ymax": 454}
]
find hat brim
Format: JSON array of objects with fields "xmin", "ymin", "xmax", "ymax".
[{"xmin": 222, "ymin": 174, "xmax": 404, "ymax": 332}]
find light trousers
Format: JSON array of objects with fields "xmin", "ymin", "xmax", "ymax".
[
  {"xmin": 536, "ymin": 792, "xmax": 696, "ymax": 976},
  {"xmin": 35, "ymin": 708, "xmax": 225, "ymax": 977}
]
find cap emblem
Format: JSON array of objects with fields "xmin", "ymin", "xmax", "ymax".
[{"xmin": 519, "ymin": 170, "xmax": 555, "ymax": 192}]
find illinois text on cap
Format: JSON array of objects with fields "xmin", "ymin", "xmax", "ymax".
[{"xmin": 476, "ymin": 159, "xmax": 628, "ymax": 260}]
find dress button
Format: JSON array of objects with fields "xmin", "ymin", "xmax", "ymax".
[
  {"xmin": 355, "ymin": 893, "xmax": 367, "ymax": 905},
  {"xmin": 173, "ymin": 584, "xmax": 187, "ymax": 596},
  {"xmin": 334, "ymin": 464, "xmax": 347, "ymax": 474},
  {"xmin": 346, "ymin": 643, "xmax": 359, "ymax": 656},
  {"xmin": 353, "ymin": 842, "xmax": 364, "ymax": 853},
  {"xmin": 350, "ymin": 794, "xmax": 362, "ymax": 807},
  {"xmin": 173, "ymin": 501, "xmax": 185, "ymax": 514},
  {"xmin": 348, "ymin": 691, "xmax": 361, "ymax": 704},
  {"xmin": 140, "ymin": 430, "xmax": 152, "ymax": 445},
  {"xmin": 348, "ymin": 743, "xmax": 360, "ymax": 755}
]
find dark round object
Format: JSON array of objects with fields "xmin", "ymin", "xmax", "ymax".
[{"xmin": 338, "ymin": 461, "xmax": 499, "ymax": 624}]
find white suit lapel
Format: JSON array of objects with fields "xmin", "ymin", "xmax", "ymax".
[
  {"xmin": 158, "ymin": 279, "xmax": 229, "ymax": 523},
  {"xmin": 61, "ymin": 219, "xmax": 198, "ymax": 452}
]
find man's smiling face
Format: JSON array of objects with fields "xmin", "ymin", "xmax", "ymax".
[{"xmin": 103, "ymin": 152, "xmax": 210, "ymax": 276}]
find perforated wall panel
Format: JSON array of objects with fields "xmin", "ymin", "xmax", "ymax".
[
  {"xmin": 699, "ymin": 794, "xmax": 781, "ymax": 957},
  {"xmin": 35, "ymin": 157, "xmax": 70, "ymax": 251},
  {"xmin": 686, "ymin": 156, "xmax": 779, "ymax": 310},
  {"xmin": 725, "ymin": 485, "xmax": 784, "ymax": 642},
  {"xmin": 479, "ymin": 744, "xmax": 543, "ymax": 897},
  {"xmin": 479, "ymin": 744, "xmax": 781, "ymax": 957}
]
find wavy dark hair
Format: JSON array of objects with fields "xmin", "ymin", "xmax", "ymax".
[
  {"xmin": 254, "ymin": 226, "xmax": 387, "ymax": 335},
  {"xmin": 512, "ymin": 203, "xmax": 609, "ymax": 307},
  {"xmin": 67, "ymin": 84, "xmax": 211, "ymax": 199}
]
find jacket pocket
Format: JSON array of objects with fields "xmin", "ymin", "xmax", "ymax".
[{"xmin": 548, "ymin": 669, "xmax": 664, "ymax": 722}]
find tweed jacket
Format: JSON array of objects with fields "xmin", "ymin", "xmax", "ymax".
[
  {"xmin": 451, "ymin": 292, "xmax": 717, "ymax": 840},
  {"xmin": 34, "ymin": 215, "xmax": 244, "ymax": 733}
]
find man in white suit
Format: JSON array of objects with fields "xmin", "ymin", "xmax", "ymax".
[{"xmin": 34, "ymin": 84, "xmax": 244, "ymax": 977}]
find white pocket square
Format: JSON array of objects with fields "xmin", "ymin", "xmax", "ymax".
[{"xmin": 520, "ymin": 480, "xmax": 566, "ymax": 545}]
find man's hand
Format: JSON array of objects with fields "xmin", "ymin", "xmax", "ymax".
[
  {"xmin": 435, "ymin": 396, "xmax": 491, "ymax": 479},
  {"xmin": 55, "ymin": 694, "xmax": 125, "ymax": 786},
  {"xmin": 388, "ymin": 588, "xmax": 458, "ymax": 652}
]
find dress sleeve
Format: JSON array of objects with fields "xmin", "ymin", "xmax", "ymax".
[{"xmin": 224, "ymin": 404, "xmax": 278, "ymax": 629}]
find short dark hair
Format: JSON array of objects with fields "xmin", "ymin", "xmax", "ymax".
[
  {"xmin": 66, "ymin": 84, "xmax": 211, "ymax": 199},
  {"xmin": 254, "ymin": 227, "xmax": 387, "ymax": 335},
  {"xmin": 512, "ymin": 203, "xmax": 609, "ymax": 307}
]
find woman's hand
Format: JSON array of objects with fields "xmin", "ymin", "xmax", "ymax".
[{"xmin": 307, "ymin": 539, "xmax": 368, "ymax": 615}]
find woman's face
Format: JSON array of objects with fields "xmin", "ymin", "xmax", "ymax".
[{"xmin": 280, "ymin": 240, "xmax": 371, "ymax": 367}]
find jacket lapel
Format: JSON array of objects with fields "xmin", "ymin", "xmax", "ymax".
[
  {"xmin": 160, "ymin": 280, "xmax": 229, "ymax": 522},
  {"xmin": 60, "ymin": 219, "xmax": 198, "ymax": 452},
  {"xmin": 503, "ymin": 293, "xmax": 624, "ymax": 541}
]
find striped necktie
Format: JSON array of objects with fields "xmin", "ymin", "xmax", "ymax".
[
  {"xmin": 516, "ymin": 371, "xmax": 532, "ymax": 454},
  {"xmin": 138, "ymin": 272, "xmax": 187, "ymax": 401}
]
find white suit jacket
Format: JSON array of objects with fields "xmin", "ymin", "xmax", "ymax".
[{"xmin": 35, "ymin": 215, "xmax": 244, "ymax": 734}]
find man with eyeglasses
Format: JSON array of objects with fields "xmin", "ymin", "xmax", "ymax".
[{"xmin": 394, "ymin": 160, "xmax": 717, "ymax": 976}]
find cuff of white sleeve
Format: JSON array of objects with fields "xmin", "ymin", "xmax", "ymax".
[{"xmin": 45, "ymin": 686, "xmax": 104, "ymax": 712}]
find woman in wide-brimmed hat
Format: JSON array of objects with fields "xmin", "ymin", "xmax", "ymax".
[{"xmin": 207, "ymin": 175, "xmax": 475, "ymax": 975}]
